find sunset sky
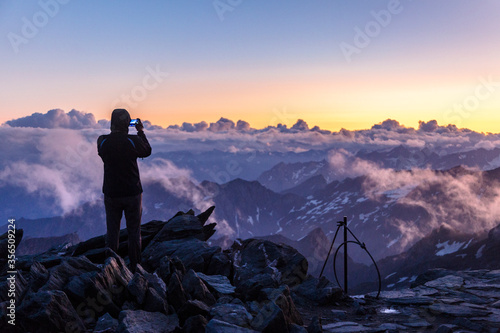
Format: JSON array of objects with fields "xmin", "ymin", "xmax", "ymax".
[{"xmin": 1, "ymin": 1, "xmax": 500, "ymax": 132}]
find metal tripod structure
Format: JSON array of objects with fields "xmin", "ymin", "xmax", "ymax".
[{"xmin": 319, "ymin": 216, "xmax": 381, "ymax": 298}]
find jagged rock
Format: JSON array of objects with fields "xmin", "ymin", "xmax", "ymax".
[
  {"xmin": 197, "ymin": 272, "xmax": 235, "ymax": 296},
  {"xmin": 250, "ymin": 300, "xmax": 288, "ymax": 332},
  {"xmin": 182, "ymin": 269, "xmax": 216, "ymax": 306},
  {"xmin": 143, "ymin": 287, "xmax": 169, "ymax": 313},
  {"xmin": 233, "ymin": 239, "xmax": 308, "ymax": 290},
  {"xmin": 64, "ymin": 253, "xmax": 133, "ymax": 321},
  {"xmin": 148, "ymin": 207, "xmax": 216, "ymax": 243},
  {"xmin": 71, "ymin": 220, "xmax": 167, "ymax": 259},
  {"xmin": 94, "ymin": 312, "xmax": 119, "ymax": 332},
  {"xmin": 143, "ymin": 238, "xmax": 221, "ymax": 273},
  {"xmin": 292, "ymin": 276, "xmax": 343, "ymax": 306},
  {"xmin": 178, "ymin": 299, "xmax": 211, "ymax": 325},
  {"xmin": 18, "ymin": 290, "xmax": 85, "ymax": 333},
  {"xmin": 127, "ymin": 272, "xmax": 148, "ymax": 305},
  {"xmin": 207, "ymin": 251, "xmax": 233, "ymax": 277},
  {"xmin": 117, "ymin": 310, "xmax": 179, "ymax": 333},
  {"xmin": 136, "ymin": 265, "xmax": 167, "ymax": 298},
  {"xmin": 210, "ymin": 303, "xmax": 253, "ymax": 328},
  {"xmin": 28, "ymin": 261, "xmax": 49, "ymax": 292},
  {"xmin": 167, "ymin": 271, "xmax": 188, "ymax": 311},
  {"xmin": 260, "ymin": 285, "xmax": 303, "ymax": 326},
  {"xmin": 40, "ymin": 256, "xmax": 99, "ymax": 292},
  {"xmin": 236, "ymin": 273, "xmax": 277, "ymax": 301},
  {"xmin": 207, "ymin": 318, "xmax": 259, "ymax": 333},
  {"xmin": 182, "ymin": 314, "xmax": 208, "ymax": 333}
]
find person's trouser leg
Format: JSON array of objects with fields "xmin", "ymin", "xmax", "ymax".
[
  {"xmin": 124, "ymin": 194, "xmax": 142, "ymax": 272},
  {"xmin": 104, "ymin": 195, "xmax": 123, "ymax": 253}
]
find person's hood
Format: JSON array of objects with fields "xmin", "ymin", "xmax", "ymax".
[{"xmin": 110, "ymin": 109, "xmax": 131, "ymax": 133}]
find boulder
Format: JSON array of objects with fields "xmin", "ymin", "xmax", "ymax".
[
  {"xmin": 143, "ymin": 238, "xmax": 221, "ymax": 273},
  {"xmin": 197, "ymin": 272, "xmax": 235, "ymax": 296},
  {"xmin": 127, "ymin": 273, "xmax": 149, "ymax": 305},
  {"xmin": 178, "ymin": 299, "xmax": 211, "ymax": 325},
  {"xmin": 206, "ymin": 251, "xmax": 233, "ymax": 277},
  {"xmin": 292, "ymin": 276, "xmax": 344, "ymax": 306},
  {"xmin": 18, "ymin": 290, "xmax": 85, "ymax": 333},
  {"xmin": 167, "ymin": 271, "xmax": 188, "ymax": 311},
  {"xmin": 250, "ymin": 300, "xmax": 288, "ymax": 332},
  {"xmin": 182, "ymin": 314, "xmax": 208, "ymax": 333},
  {"xmin": 28, "ymin": 261, "xmax": 50, "ymax": 292},
  {"xmin": 94, "ymin": 312, "xmax": 119, "ymax": 332},
  {"xmin": 148, "ymin": 206, "xmax": 216, "ymax": 243},
  {"xmin": 117, "ymin": 310, "xmax": 179, "ymax": 333},
  {"xmin": 210, "ymin": 303, "xmax": 253, "ymax": 328},
  {"xmin": 235, "ymin": 273, "xmax": 277, "ymax": 301},
  {"xmin": 232, "ymin": 239, "xmax": 308, "ymax": 290},
  {"xmin": 260, "ymin": 285, "xmax": 303, "ymax": 326},
  {"xmin": 143, "ymin": 287, "xmax": 169, "ymax": 313},
  {"xmin": 182, "ymin": 269, "xmax": 216, "ymax": 306}
]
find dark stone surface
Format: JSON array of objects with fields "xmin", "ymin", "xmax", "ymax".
[
  {"xmin": 94, "ymin": 312, "xmax": 119, "ymax": 332},
  {"xmin": 143, "ymin": 238, "xmax": 221, "ymax": 273},
  {"xmin": 117, "ymin": 310, "xmax": 179, "ymax": 333},
  {"xmin": 197, "ymin": 271, "xmax": 235, "ymax": 296},
  {"xmin": 292, "ymin": 276, "xmax": 344, "ymax": 306},
  {"xmin": 143, "ymin": 287, "xmax": 169, "ymax": 313},
  {"xmin": 182, "ymin": 314, "xmax": 208, "ymax": 333},
  {"xmin": 182, "ymin": 269, "xmax": 216, "ymax": 306},
  {"xmin": 18, "ymin": 290, "xmax": 85, "ymax": 333},
  {"xmin": 232, "ymin": 239, "xmax": 308, "ymax": 290},
  {"xmin": 207, "ymin": 318, "xmax": 260, "ymax": 333},
  {"xmin": 210, "ymin": 303, "xmax": 253, "ymax": 328},
  {"xmin": 127, "ymin": 272, "xmax": 148, "ymax": 305},
  {"xmin": 251, "ymin": 300, "xmax": 288, "ymax": 333},
  {"xmin": 178, "ymin": 299, "xmax": 211, "ymax": 325},
  {"xmin": 167, "ymin": 271, "xmax": 188, "ymax": 311},
  {"xmin": 307, "ymin": 316, "xmax": 322, "ymax": 333}
]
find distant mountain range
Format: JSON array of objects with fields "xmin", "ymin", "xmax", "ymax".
[{"xmin": 4, "ymin": 143, "xmax": 500, "ymax": 295}]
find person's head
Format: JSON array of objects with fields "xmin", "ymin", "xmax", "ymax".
[{"xmin": 110, "ymin": 108, "xmax": 131, "ymax": 133}]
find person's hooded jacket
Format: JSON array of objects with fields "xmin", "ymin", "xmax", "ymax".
[{"xmin": 97, "ymin": 109, "xmax": 152, "ymax": 198}]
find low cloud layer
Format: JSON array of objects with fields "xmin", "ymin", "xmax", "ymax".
[
  {"xmin": 2, "ymin": 109, "xmax": 500, "ymax": 242},
  {"xmin": 328, "ymin": 149, "xmax": 500, "ymax": 248}
]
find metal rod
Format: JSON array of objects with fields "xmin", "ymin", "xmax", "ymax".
[{"xmin": 343, "ymin": 216, "xmax": 348, "ymax": 294}]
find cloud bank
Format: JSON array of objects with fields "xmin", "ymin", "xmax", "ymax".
[{"xmin": 2, "ymin": 109, "xmax": 500, "ymax": 241}]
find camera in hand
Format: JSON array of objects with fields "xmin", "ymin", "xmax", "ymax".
[{"xmin": 129, "ymin": 119, "xmax": 139, "ymax": 126}]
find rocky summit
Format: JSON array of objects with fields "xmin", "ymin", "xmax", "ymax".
[{"xmin": 1, "ymin": 207, "xmax": 500, "ymax": 332}]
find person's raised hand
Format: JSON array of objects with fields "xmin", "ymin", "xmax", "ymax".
[{"xmin": 135, "ymin": 118, "xmax": 144, "ymax": 132}]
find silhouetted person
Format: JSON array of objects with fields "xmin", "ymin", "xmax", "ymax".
[{"xmin": 97, "ymin": 109, "xmax": 152, "ymax": 272}]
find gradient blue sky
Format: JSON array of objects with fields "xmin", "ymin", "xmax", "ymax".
[{"xmin": 1, "ymin": 1, "xmax": 500, "ymax": 131}]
